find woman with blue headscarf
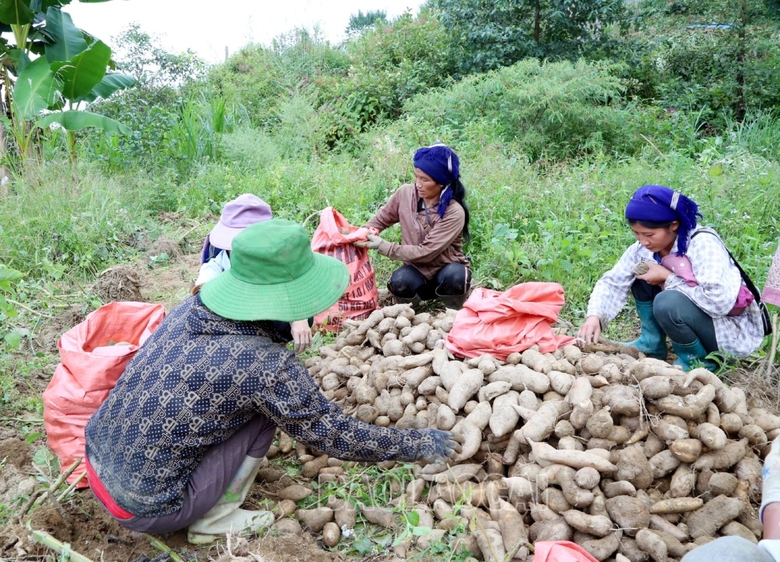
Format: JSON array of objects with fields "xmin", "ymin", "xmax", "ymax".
[
  {"xmin": 355, "ymin": 143, "xmax": 472, "ymax": 309},
  {"xmin": 577, "ymin": 185, "xmax": 764, "ymax": 370}
]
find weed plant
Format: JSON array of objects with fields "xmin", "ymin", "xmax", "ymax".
[
  {"xmin": 0, "ymin": 163, "xmax": 162, "ymax": 278},
  {"xmin": 7, "ymin": 114, "xmax": 780, "ymax": 349},
  {"xmin": 287, "ymin": 459, "xmax": 472, "ymax": 559}
]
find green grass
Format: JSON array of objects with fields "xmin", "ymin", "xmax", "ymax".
[
  {"xmin": 2, "ymin": 57, "xmax": 780, "ymax": 387},
  {"xmin": 2, "ymin": 17, "xmax": 779, "ymax": 556},
  {"xmin": 0, "ymin": 162, "xmax": 163, "ymax": 279},
  {"xmin": 3, "ymin": 115, "xmax": 779, "ymax": 357}
]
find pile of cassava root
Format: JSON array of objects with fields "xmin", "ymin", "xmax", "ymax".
[{"xmin": 262, "ymin": 303, "xmax": 776, "ymax": 562}]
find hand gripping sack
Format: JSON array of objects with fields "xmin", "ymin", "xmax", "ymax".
[
  {"xmin": 445, "ymin": 282, "xmax": 575, "ymax": 360},
  {"xmin": 43, "ymin": 301, "xmax": 166, "ymax": 487},
  {"xmin": 311, "ymin": 207, "xmax": 378, "ymax": 331}
]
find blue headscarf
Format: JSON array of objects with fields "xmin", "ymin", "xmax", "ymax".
[
  {"xmin": 413, "ymin": 143, "xmax": 460, "ymax": 218},
  {"xmin": 625, "ymin": 185, "xmax": 702, "ymax": 255}
]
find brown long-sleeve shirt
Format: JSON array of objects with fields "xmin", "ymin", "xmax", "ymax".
[{"xmin": 365, "ymin": 183, "xmax": 469, "ymax": 279}]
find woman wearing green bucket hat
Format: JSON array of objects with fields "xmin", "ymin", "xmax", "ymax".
[
  {"xmin": 84, "ymin": 219, "xmax": 461, "ymax": 544},
  {"xmin": 193, "ymin": 193, "xmax": 313, "ymax": 353}
]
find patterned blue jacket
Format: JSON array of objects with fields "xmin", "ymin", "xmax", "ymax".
[{"xmin": 85, "ymin": 295, "xmax": 433, "ymax": 517}]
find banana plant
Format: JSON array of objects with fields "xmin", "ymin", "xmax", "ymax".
[{"xmin": 0, "ymin": 0, "xmax": 134, "ymax": 165}]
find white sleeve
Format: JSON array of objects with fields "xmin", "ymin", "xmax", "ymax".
[
  {"xmin": 194, "ymin": 250, "xmax": 231, "ymax": 287},
  {"xmin": 586, "ymin": 243, "xmax": 646, "ymax": 327},
  {"xmin": 759, "ymin": 540, "xmax": 780, "ymax": 562}
]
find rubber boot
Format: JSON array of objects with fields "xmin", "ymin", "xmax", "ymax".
[
  {"xmin": 439, "ymin": 293, "xmax": 467, "ymax": 310},
  {"xmin": 671, "ymin": 338, "xmax": 717, "ymax": 372},
  {"xmin": 393, "ymin": 293, "xmax": 421, "ymax": 307},
  {"xmin": 187, "ymin": 456, "xmax": 273, "ymax": 544},
  {"xmin": 620, "ymin": 299, "xmax": 668, "ymax": 359}
]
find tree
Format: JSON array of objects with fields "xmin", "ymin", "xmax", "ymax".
[
  {"xmin": 111, "ymin": 23, "xmax": 205, "ymax": 89},
  {"xmin": 0, "ymin": 0, "xmax": 134, "ymax": 165},
  {"xmin": 346, "ymin": 9, "xmax": 387, "ymax": 36},
  {"xmin": 427, "ymin": 0, "xmax": 630, "ymax": 76},
  {"xmin": 89, "ymin": 25, "xmax": 216, "ymax": 176},
  {"xmin": 319, "ymin": 13, "xmax": 454, "ymax": 145},
  {"xmin": 631, "ymin": 0, "xmax": 780, "ymax": 123}
]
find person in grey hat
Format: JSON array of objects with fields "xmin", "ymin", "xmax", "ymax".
[{"xmin": 193, "ymin": 193, "xmax": 312, "ymax": 353}]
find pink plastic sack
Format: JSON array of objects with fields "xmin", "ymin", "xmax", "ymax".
[
  {"xmin": 765, "ymin": 243, "xmax": 780, "ymax": 307},
  {"xmin": 311, "ymin": 207, "xmax": 378, "ymax": 331},
  {"xmin": 445, "ymin": 282, "xmax": 575, "ymax": 360},
  {"xmin": 533, "ymin": 541, "xmax": 599, "ymax": 562},
  {"xmin": 43, "ymin": 301, "xmax": 166, "ymax": 487}
]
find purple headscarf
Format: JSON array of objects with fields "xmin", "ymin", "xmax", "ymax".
[
  {"xmin": 414, "ymin": 143, "xmax": 460, "ymax": 219},
  {"xmin": 625, "ymin": 185, "xmax": 702, "ymax": 255}
]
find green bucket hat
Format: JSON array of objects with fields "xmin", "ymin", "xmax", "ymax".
[{"xmin": 200, "ymin": 219, "xmax": 349, "ymax": 322}]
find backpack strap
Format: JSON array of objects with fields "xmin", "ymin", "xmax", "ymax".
[
  {"xmin": 690, "ymin": 229, "xmax": 762, "ymax": 304},
  {"xmin": 691, "ymin": 229, "xmax": 772, "ymax": 336}
]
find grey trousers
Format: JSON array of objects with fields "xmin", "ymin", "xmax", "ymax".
[
  {"xmin": 98, "ymin": 415, "xmax": 276, "ymax": 534},
  {"xmin": 682, "ymin": 537, "xmax": 772, "ymax": 562}
]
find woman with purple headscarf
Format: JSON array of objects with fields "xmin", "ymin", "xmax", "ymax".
[
  {"xmin": 355, "ymin": 143, "xmax": 472, "ymax": 309},
  {"xmin": 577, "ymin": 185, "xmax": 764, "ymax": 371}
]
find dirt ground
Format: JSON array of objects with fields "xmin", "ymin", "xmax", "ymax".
[{"xmin": 0, "ymin": 247, "xmax": 351, "ymax": 562}]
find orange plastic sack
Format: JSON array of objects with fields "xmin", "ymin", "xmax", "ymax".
[
  {"xmin": 43, "ymin": 301, "xmax": 166, "ymax": 487},
  {"xmin": 311, "ymin": 207, "xmax": 378, "ymax": 331},
  {"xmin": 533, "ymin": 541, "xmax": 599, "ymax": 562},
  {"xmin": 445, "ymin": 282, "xmax": 575, "ymax": 360}
]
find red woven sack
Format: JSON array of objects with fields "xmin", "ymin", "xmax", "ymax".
[
  {"xmin": 43, "ymin": 301, "xmax": 166, "ymax": 487},
  {"xmin": 445, "ymin": 282, "xmax": 575, "ymax": 360},
  {"xmin": 311, "ymin": 207, "xmax": 378, "ymax": 331}
]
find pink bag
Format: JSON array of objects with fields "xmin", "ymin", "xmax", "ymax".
[
  {"xmin": 659, "ymin": 254, "xmax": 754, "ymax": 315},
  {"xmin": 310, "ymin": 207, "xmax": 378, "ymax": 331},
  {"xmin": 445, "ymin": 283, "xmax": 575, "ymax": 360},
  {"xmin": 43, "ymin": 301, "xmax": 166, "ymax": 487},
  {"xmin": 660, "ymin": 254, "xmax": 697, "ymax": 287},
  {"xmin": 533, "ymin": 541, "xmax": 598, "ymax": 562},
  {"xmin": 729, "ymin": 284, "xmax": 756, "ymax": 316}
]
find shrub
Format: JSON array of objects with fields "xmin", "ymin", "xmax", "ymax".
[
  {"xmin": 391, "ymin": 58, "xmax": 635, "ymax": 161},
  {"xmin": 315, "ymin": 13, "xmax": 455, "ymax": 147}
]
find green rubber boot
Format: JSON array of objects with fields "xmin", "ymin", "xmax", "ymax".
[
  {"xmin": 671, "ymin": 338, "xmax": 717, "ymax": 372},
  {"xmin": 621, "ymin": 299, "xmax": 668, "ymax": 359}
]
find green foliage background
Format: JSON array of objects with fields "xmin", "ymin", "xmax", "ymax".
[{"xmin": 1, "ymin": 0, "xmax": 779, "ymax": 351}]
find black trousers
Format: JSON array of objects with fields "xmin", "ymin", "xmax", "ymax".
[{"xmin": 388, "ymin": 263, "xmax": 471, "ymax": 301}]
